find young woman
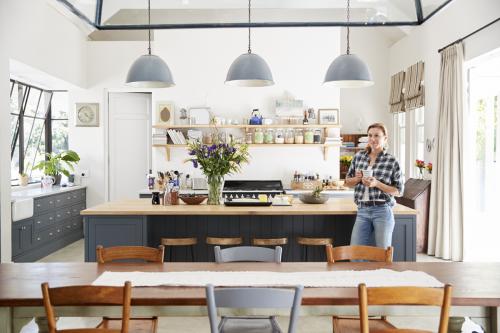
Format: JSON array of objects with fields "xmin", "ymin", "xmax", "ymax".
[{"xmin": 345, "ymin": 123, "xmax": 404, "ymax": 249}]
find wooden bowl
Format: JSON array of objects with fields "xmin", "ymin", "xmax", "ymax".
[
  {"xmin": 179, "ymin": 195, "xmax": 207, "ymax": 205},
  {"xmin": 298, "ymin": 193, "xmax": 329, "ymax": 204}
]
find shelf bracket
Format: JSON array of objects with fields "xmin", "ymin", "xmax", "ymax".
[
  {"xmin": 164, "ymin": 146, "xmax": 170, "ymax": 161},
  {"xmin": 323, "ymin": 146, "xmax": 329, "ymax": 161}
]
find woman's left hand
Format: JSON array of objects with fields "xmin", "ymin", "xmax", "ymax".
[{"xmin": 362, "ymin": 176, "xmax": 379, "ymax": 188}]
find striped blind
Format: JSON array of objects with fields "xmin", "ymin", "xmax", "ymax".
[
  {"xmin": 389, "ymin": 71, "xmax": 405, "ymax": 113},
  {"xmin": 403, "ymin": 61, "xmax": 425, "ymax": 110}
]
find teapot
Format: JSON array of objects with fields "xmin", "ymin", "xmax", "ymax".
[
  {"xmin": 249, "ymin": 109, "xmax": 263, "ymax": 125},
  {"xmin": 41, "ymin": 176, "xmax": 55, "ymax": 189}
]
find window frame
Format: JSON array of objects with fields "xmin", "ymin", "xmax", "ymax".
[{"xmin": 9, "ymin": 79, "xmax": 68, "ymax": 185}]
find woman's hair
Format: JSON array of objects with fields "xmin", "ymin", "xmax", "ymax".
[{"xmin": 365, "ymin": 122, "xmax": 388, "ymax": 153}]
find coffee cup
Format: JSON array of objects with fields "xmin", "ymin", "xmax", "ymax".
[{"xmin": 362, "ymin": 169, "xmax": 373, "ymax": 178}]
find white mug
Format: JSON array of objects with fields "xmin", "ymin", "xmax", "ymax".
[
  {"xmin": 362, "ymin": 169, "xmax": 373, "ymax": 178},
  {"xmin": 42, "ymin": 176, "xmax": 55, "ymax": 189}
]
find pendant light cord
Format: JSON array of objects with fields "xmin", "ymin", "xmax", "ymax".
[
  {"xmin": 148, "ymin": 0, "xmax": 152, "ymax": 55},
  {"xmin": 248, "ymin": 0, "xmax": 252, "ymax": 54},
  {"xmin": 346, "ymin": 0, "xmax": 350, "ymax": 55}
]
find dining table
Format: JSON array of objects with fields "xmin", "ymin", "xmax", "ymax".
[{"xmin": 0, "ymin": 261, "xmax": 499, "ymax": 332}]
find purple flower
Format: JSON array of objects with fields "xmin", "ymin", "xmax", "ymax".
[
  {"xmin": 192, "ymin": 160, "xmax": 198, "ymax": 168},
  {"xmin": 188, "ymin": 150, "xmax": 196, "ymax": 156}
]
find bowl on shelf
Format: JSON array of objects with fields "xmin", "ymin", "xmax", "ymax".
[
  {"xmin": 298, "ymin": 193, "xmax": 329, "ymax": 204},
  {"xmin": 179, "ymin": 195, "xmax": 208, "ymax": 205}
]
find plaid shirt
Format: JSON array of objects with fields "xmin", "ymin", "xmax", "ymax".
[{"xmin": 347, "ymin": 150, "xmax": 404, "ymax": 207}]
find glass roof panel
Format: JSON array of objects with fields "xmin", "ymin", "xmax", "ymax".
[
  {"xmin": 420, "ymin": 0, "xmax": 451, "ymax": 17},
  {"xmin": 99, "ymin": 0, "xmax": 418, "ymax": 27},
  {"xmin": 65, "ymin": 0, "xmax": 97, "ymax": 21}
]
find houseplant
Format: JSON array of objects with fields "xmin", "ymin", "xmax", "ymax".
[
  {"xmin": 33, "ymin": 150, "xmax": 80, "ymax": 185},
  {"xmin": 415, "ymin": 159, "xmax": 425, "ymax": 179},
  {"xmin": 186, "ymin": 138, "xmax": 249, "ymax": 205}
]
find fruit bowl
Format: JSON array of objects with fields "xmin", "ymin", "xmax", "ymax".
[
  {"xmin": 179, "ymin": 195, "xmax": 208, "ymax": 205},
  {"xmin": 298, "ymin": 193, "xmax": 329, "ymax": 204}
]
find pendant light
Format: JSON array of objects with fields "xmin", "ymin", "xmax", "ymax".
[
  {"xmin": 324, "ymin": 0, "xmax": 373, "ymax": 88},
  {"xmin": 225, "ymin": 0, "xmax": 274, "ymax": 87},
  {"xmin": 126, "ymin": 0, "xmax": 175, "ymax": 88}
]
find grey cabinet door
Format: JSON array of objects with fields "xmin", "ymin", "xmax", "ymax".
[{"xmin": 12, "ymin": 219, "xmax": 33, "ymax": 256}]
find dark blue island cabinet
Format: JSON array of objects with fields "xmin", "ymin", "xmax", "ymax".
[{"xmin": 83, "ymin": 199, "xmax": 416, "ymax": 262}]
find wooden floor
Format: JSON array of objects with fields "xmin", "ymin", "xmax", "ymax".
[{"xmin": 20, "ymin": 240, "xmax": 452, "ymax": 333}]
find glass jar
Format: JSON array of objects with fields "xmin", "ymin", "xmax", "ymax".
[
  {"xmin": 254, "ymin": 128, "xmax": 264, "ymax": 144},
  {"xmin": 313, "ymin": 129, "xmax": 322, "ymax": 144},
  {"xmin": 294, "ymin": 129, "xmax": 304, "ymax": 144},
  {"xmin": 264, "ymin": 129, "xmax": 274, "ymax": 144},
  {"xmin": 285, "ymin": 129, "xmax": 295, "ymax": 144},
  {"xmin": 304, "ymin": 128, "xmax": 314, "ymax": 144},
  {"xmin": 245, "ymin": 131, "xmax": 253, "ymax": 144},
  {"xmin": 274, "ymin": 128, "xmax": 284, "ymax": 144}
]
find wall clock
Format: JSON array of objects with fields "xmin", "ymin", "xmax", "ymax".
[{"xmin": 75, "ymin": 103, "xmax": 99, "ymax": 127}]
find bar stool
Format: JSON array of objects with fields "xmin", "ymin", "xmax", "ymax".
[
  {"xmin": 161, "ymin": 237, "xmax": 198, "ymax": 262},
  {"xmin": 206, "ymin": 237, "xmax": 243, "ymax": 261},
  {"xmin": 297, "ymin": 237, "xmax": 333, "ymax": 261},
  {"xmin": 252, "ymin": 237, "xmax": 288, "ymax": 261}
]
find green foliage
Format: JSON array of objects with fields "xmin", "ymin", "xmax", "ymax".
[
  {"xmin": 33, "ymin": 150, "xmax": 80, "ymax": 177},
  {"xmin": 312, "ymin": 185, "xmax": 323, "ymax": 198},
  {"xmin": 340, "ymin": 155, "xmax": 353, "ymax": 168}
]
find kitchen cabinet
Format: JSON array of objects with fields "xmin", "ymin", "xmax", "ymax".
[
  {"xmin": 12, "ymin": 187, "xmax": 86, "ymax": 262},
  {"xmin": 152, "ymin": 124, "xmax": 342, "ymax": 161}
]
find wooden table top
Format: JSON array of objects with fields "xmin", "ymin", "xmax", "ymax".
[
  {"xmin": 81, "ymin": 198, "xmax": 416, "ymax": 216},
  {"xmin": 0, "ymin": 262, "xmax": 498, "ymax": 307}
]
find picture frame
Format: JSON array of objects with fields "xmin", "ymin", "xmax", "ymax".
[
  {"xmin": 75, "ymin": 103, "xmax": 99, "ymax": 127},
  {"xmin": 188, "ymin": 107, "xmax": 212, "ymax": 125},
  {"xmin": 156, "ymin": 101, "xmax": 175, "ymax": 125},
  {"xmin": 318, "ymin": 108, "xmax": 340, "ymax": 125}
]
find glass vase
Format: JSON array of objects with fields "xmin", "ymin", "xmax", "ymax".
[
  {"xmin": 418, "ymin": 168, "xmax": 424, "ymax": 179},
  {"xmin": 207, "ymin": 175, "xmax": 223, "ymax": 205}
]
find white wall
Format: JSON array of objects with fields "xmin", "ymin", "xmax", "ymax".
[
  {"xmin": 340, "ymin": 27, "xmax": 393, "ymax": 135},
  {"xmin": 389, "ymin": 0, "xmax": 500, "ymax": 164},
  {"xmin": 0, "ymin": 0, "xmax": 88, "ymax": 261}
]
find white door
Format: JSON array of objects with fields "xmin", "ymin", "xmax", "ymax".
[{"xmin": 108, "ymin": 92, "xmax": 151, "ymax": 201}]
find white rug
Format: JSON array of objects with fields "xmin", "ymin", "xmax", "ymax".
[{"xmin": 92, "ymin": 269, "xmax": 443, "ymax": 288}]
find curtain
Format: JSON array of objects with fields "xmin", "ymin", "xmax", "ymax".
[
  {"xmin": 428, "ymin": 43, "xmax": 464, "ymax": 261},
  {"xmin": 403, "ymin": 61, "xmax": 425, "ymax": 110},
  {"xmin": 389, "ymin": 71, "xmax": 405, "ymax": 113}
]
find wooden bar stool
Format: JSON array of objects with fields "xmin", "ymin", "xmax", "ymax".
[
  {"xmin": 297, "ymin": 237, "xmax": 333, "ymax": 261},
  {"xmin": 252, "ymin": 237, "xmax": 288, "ymax": 261},
  {"xmin": 161, "ymin": 237, "xmax": 198, "ymax": 262},
  {"xmin": 206, "ymin": 236, "xmax": 243, "ymax": 246}
]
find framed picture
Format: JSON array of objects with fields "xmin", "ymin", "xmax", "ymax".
[
  {"xmin": 156, "ymin": 101, "xmax": 175, "ymax": 125},
  {"xmin": 188, "ymin": 107, "xmax": 212, "ymax": 125},
  {"xmin": 75, "ymin": 103, "xmax": 99, "ymax": 127},
  {"xmin": 318, "ymin": 109, "xmax": 340, "ymax": 125}
]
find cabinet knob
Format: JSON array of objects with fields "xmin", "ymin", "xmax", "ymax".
[
  {"xmin": 36, "ymin": 221, "xmax": 41, "ymax": 224},
  {"xmin": 36, "ymin": 204, "xmax": 41, "ymax": 207},
  {"xmin": 37, "ymin": 237, "xmax": 41, "ymax": 241},
  {"xmin": 49, "ymin": 201, "xmax": 53, "ymax": 204},
  {"xmin": 49, "ymin": 217, "xmax": 53, "ymax": 220},
  {"xmin": 21, "ymin": 226, "xmax": 26, "ymax": 230},
  {"xmin": 49, "ymin": 232, "xmax": 53, "ymax": 236},
  {"xmin": 57, "ymin": 229, "xmax": 61, "ymax": 232},
  {"xmin": 57, "ymin": 214, "xmax": 61, "ymax": 218},
  {"xmin": 67, "ymin": 196, "xmax": 71, "ymax": 200}
]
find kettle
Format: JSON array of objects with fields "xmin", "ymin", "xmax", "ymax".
[{"xmin": 249, "ymin": 109, "xmax": 263, "ymax": 125}]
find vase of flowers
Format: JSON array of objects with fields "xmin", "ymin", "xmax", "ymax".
[
  {"xmin": 426, "ymin": 162, "xmax": 432, "ymax": 177},
  {"xmin": 186, "ymin": 139, "xmax": 249, "ymax": 205},
  {"xmin": 415, "ymin": 159, "xmax": 425, "ymax": 179}
]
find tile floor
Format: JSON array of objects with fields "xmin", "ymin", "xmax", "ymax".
[{"xmin": 21, "ymin": 240, "xmax": 449, "ymax": 333}]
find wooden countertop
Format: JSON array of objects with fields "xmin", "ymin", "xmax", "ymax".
[{"xmin": 82, "ymin": 198, "xmax": 416, "ymax": 216}]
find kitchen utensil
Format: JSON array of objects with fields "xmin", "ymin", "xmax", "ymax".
[
  {"xmin": 179, "ymin": 195, "xmax": 207, "ymax": 205},
  {"xmin": 249, "ymin": 109, "xmax": 263, "ymax": 125}
]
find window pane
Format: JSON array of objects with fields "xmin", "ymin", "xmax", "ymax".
[
  {"xmin": 24, "ymin": 88, "xmax": 41, "ymax": 117},
  {"xmin": 51, "ymin": 92, "xmax": 68, "ymax": 119},
  {"xmin": 52, "ymin": 120, "xmax": 69, "ymax": 153},
  {"xmin": 416, "ymin": 107, "xmax": 424, "ymax": 124},
  {"xmin": 10, "ymin": 82, "xmax": 20, "ymax": 114},
  {"xmin": 11, "ymin": 143, "xmax": 20, "ymax": 183},
  {"xmin": 24, "ymin": 119, "xmax": 46, "ymax": 179}
]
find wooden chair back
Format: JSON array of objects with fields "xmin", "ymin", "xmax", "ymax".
[
  {"xmin": 96, "ymin": 245, "xmax": 165, "ymax": 263},
  {"xmin": 325, "ymin": 244, "xmax": 393, "ymax": 263},
  {"xmin": 41, "ymin": 281, "xmax": 132, "ymax": 333},
  {"xmin": 358, "ymin": 283, "xmax": 452, "ymax": 333}
]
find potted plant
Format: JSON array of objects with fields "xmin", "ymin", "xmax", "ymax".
[
  {"xmin": 340, "ymin": 155, "xmax": 353, "ymax": 179},
  {"xmin": 33, "ymin": 150, "xmax": 80, "ymax": 185},
  {"xmin": 19, "ymin": 172, "xmax": 29, "ymax": 187}
]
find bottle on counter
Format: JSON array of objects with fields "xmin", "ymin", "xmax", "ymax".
[
  {"xmin": 274, "ymin": 128, "xmax": 284, "ymax": 144},
  {"xmin": 285, "ymin": 128, "xmax": 295, "ymax": 144},
  {"xmin": 152, "ymin": 191, "xmax": 161, "ymax": 205},
  {"xmin": 313, "ymin": 129, "xmax": 322, "ymax": 144},
  {"xmin": 245, "ymin": 131, "xmax": 253, "ymax": 144},
  {"xmin": 294, "ymin": 129, "xmax": 304, "ymax": 144},
  {"xmin": 147, "ymin": 169, "xmax": 155, "ymax": 190},
  {"xmin": 302, "ymin": 110, "xmax": 309, "ymax": 125}
]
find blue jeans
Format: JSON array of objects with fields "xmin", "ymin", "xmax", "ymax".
[{"xmin": 350, "ymin": 204, "xmax": 395, "ymax": 248}]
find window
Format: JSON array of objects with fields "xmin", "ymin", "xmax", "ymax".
[
  {"xmin": 413, "ymin": 107, "xmax": 425, "ymax": 177},
  {"xmin": 393, "ymin": 112, "xmax": 406, "ymax": 176},
  {"xmin": 9, "ymin": 80, "xmax": 68, "ymax": 185}
]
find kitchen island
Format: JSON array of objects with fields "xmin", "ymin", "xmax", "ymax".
[{"xmin": 82, "ymin": 198, "xmax": 416, "ymax": 262}]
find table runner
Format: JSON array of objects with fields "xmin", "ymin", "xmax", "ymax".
[{"xmin": 92, "ymin": 269, "xmax": 443, "ymax": 288}]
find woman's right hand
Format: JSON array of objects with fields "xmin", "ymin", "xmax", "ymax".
[{"xmin": 346, "ymin": 170, "xmax": 363, "ymax": 187}]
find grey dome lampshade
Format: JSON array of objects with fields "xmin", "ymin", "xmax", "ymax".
[
  {"xmin": 126, "ymin": 54, "xmax": 175, "ymax": 88},
  {"xmin": 323, "ymin": 54, "xmax": 374, "ymax": 88},
  {"xmin": 225, "ymin": 53, "xmax": 274, "ymax": 87}
]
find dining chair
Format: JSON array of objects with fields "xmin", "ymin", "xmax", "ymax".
[
  {"xmin": 96, "ymin": 245, "xmax": 165, "ymax": 263},
  {"xmin": 325, "ymin": 244, "xmax": 394, "ymax": 333},
  {"xmin": 96, "ymin": 245, "xmax": 163, "ymax": 333},
  {"xmin": 358, "ymin": 283, "xmax": 453, "ymax": 333},
  {"xmin": 41, "ymin": 281, "xmax": 132, "ymax": 333},
  {"xmin": 206, "ymin": 284, "xmax": 303, "ymax": 333},
  {"xmin": 214, "ymin": 245, "xmax": 282, "ymax": 263}
]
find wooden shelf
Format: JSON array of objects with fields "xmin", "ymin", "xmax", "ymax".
[
  {"xmin": 153, "ymin": 124, "xmax": 342, "ymax": 129},
  {"xmin": 153, "ymin": 143, "xmax": 341, "ymax": 161}
]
